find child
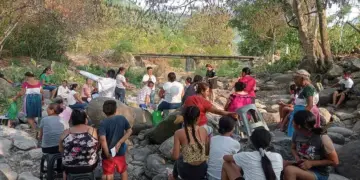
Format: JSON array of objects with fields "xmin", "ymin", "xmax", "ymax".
[
  {"xmin": 57, "ymin": 80, "xmax": 70, "ymax": 100},
  {"xmin": 330, "ymin": 70, "xmax": 354, "ymax": 109},
  {"xmin": 137, "ymin": 81, "xmax": 154, "ymax": 110},
  {"xmin": 278, "ymin": 84, "xmax": 298, "ymax": 131},
  {"xmin": 99, "ymin": 100, "xmax": 132, "ymax": 180},
  {"xmin": 224, "ymin": 82, "xmax": 253, "ymax": 112},
  {"xmin": 185, "ymin": 77, "xmax": 192, "ymax": 90}
]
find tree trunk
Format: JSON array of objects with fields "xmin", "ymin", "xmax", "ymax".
[{"xmin": 316, "ymin": 0, "xmax": 333, "ymax": 68}]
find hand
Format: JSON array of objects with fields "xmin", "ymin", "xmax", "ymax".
[
  {"xmin": 105, "ymin": 152, "xmax": 112, "ymax": 160},
  {"xmin": 299, "ymin": 160, "xmax": 312, "ymax": 170},
  {"xmin": 277, "ymin": 100, "xmax": 284, "ymax": 105},
  {"xmin": 295, "ymin": 156, "xmax": 301, "ymax": 162},
  {"xmin": 115, "ymin": 142, "xmax": 122, "ymax": 153},
  {"xmin": 227, "ymin": 112, "xmax": 238, "ymax": 119}
]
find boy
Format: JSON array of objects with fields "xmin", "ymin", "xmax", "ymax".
[
  {"xmin": 330, "ymin": 70, "xmax": 354, "ymax": 109},
  {"xmin": 99, "ymin": 100, "xmax": 132, "ymax": 180},
  {"xmin": 137, "ymin": 81, "xmax": 154, "ymax": 110}
]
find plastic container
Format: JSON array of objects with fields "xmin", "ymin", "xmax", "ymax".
[
  {"xmin": 7, "ymin": 102, "xmax": 18, "ymax": 120},
  {"xmin": 152, "ymin": 110, "xmax": 162, "ymax": 126}
]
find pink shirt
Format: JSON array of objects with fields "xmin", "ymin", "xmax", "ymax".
[{"xmin": 81, "ymin": 84, "xmax": 93, "ymax": 98}]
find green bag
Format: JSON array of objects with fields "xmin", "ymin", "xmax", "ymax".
[
  {"xmin": 7, "ymin": 102, "xmax": 18, "ymax": 120},
  {"xmin": 152, "ymin": 110, "xmax": 162, "ymax": 126}
]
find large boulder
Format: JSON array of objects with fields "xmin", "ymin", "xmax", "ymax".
[
  {"xmin": 328, "ymin": 127, "xmax": 354, "ymax": 137},
  {"xmin": 318, "ymin": 88, "xmax": 336, "ymax": 106},
  {"xmin": 0, "ymin": 163, "xmax": 17, "ymax": 180},
  {"xmin": 352, "ymin": 120, "xmax": 360, "ymax": 133},
  {"xmin": 86, "ymin": 97, "xmax": 152, "ymax": 128},
  {"xmin": 328, "ymin": 174, "xmax": 349, "ymax": 180},
  {"xmin": 343, "ymin": 56, "xmax": 360, "ymax": 71},
  {"xmin": 336, "ymin": 140, "xmax": 360, "ymax": 179},
  {"xmin": 147, "ymin": 111, "xmax": 182, "ymax": 144},
  {"xmin": 17, "ymin": 172, "xmax": 39, "ymax": 180},
  {"xmin": 159, "ymin": 136, "xmax": 174, "ymax": 159},
  {"xmin": 0, "ymin": 138, "xmax": 12, "ymax": 157},
  {"xmin": 145, "ymin": 154, "xmax": 173, "ymax": 178},
  {"xmin": 129, "ymin": 147, "xmax": 153, "ymax": 162},
  {"xmin": 319, "ymin": 108, "xmax": 331, "ymax": 124},
  {"xmin": 327, "ymin": 132, "xmax": 345, "ymax": 145},
  {"xmin": 326, "ymin": 64, "xmax": 344, "ymax": 78}
]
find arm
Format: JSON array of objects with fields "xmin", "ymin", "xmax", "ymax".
[
  {"xmin": 100, "ymin": 135, "xmax": 112, "ymax": 159},
  {"xmin": 1, "ymin": 77, "xmax": 13, "ymax": 84},
  {"xmin": 331, "ymin": 82, "xmax": 339, "ymax": 88},
  {"xmin": 209, "ymin": 106, "xmax": 233, "ymax": 116},
  {"xmin": 13, "ymin": 88, "xmax": 26, "ymax": 101},
  {"xmin": 172, "ymin": 132, "xmax": 180, "ymax": 160},
  {"xmin": 305, "ymin": 96, "xmax": 314, "ymax": 111},
  {"xmin": 224, "ymin": 97, "xmax": 231, "ymax": 111},
  {"xmin": 74, "ymin": 93, "xmax": 85, "ymax": 103},
  {"xmin": 291, "ymin": 142, "xmax": 301, "ymax": 162},
  {"xmin": 306, "ymin": 151, "xmax": 339, "ymax": 167},
  {"xmin": 38, "ymin": 128, "xmax": 43, "ymax": 140},
  {"xmin": 223, "ymin": 155, "xmax": 235, "ymax": 162},
  {"xmin": 58, "ymin": 129, "xmax": 69, "ymax": 153},
  {"xmin": 115, "ymin": 128, "xmax": 132, "ymax": 151},
  {"xmin": 79, "ymin": 70, "xmax": 101, "ymax": 82},
  {"xmin": 145, "ymin": 95, "xmax": 150, "ymax": 105}
]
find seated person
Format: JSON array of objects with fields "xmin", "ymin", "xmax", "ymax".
[
  {"xmin": 182, "ymin": 75, "xmax": 203, "ymax": 104},
  {"xmin": 185, "ymin": 77, "xmax": 192, "ymax": 90},
  {"xmin": 81, "ymin": 78, "xmax": 94, "ymax": 103},
  {"xmin": 283, "ymin": 110, "xmax": 339, "ymax": 180},
  {"xmin": 57, "ymin": 80, "xmax": 70, "ymax": 100},
  {"xmin": 224, "ymin": 82, "xmax": 253, "ymax": 112},
  {"xmin": 330, "ymin": 70, "xmax": 354, "ymax": 109},
  {"xmin": 222, "ymin": 128, "xmax": 283, "ymax": 180},
  {"xmin": 169, "ymin": 106, "xmax": 208, "ymax": 180},
  {"xmin": 40, "ymin": 66, "xmax": 57, "ymax": 99},
  {"xmin": 55, "ymin": 98, "xmax": 72, "ymax": 129},
  {"xmin": 278, "ymin": 84, "xmax": 298, "ymax": 131},
  {"xmin": 158, "ymin": 72, "xmax": 184, "ymax": 111},
  {"xmin": 137, "ymin": 81, "xmax": 154, "ymax": 110},
  {"xmin": 59, "ymin": 110, "xmax": 99, "ymax": 178},
  {"xmin": 67, "ymin": 84, "xmax": 87, "ymax": 110},
  {"xmin": 207, "ymin": 116, "xmax": 241, "ymax": 180}
]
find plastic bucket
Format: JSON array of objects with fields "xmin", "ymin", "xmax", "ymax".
[{"xmin": 152, "ymin": 110, "xmax": 162, "ymax": 126}]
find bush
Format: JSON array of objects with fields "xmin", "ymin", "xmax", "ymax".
[
  {"xmin": 254, "ymin": 56, "xmax": 300, "ymax": 74},
  {"xmin": 125, "ymin": 67, "xmax": 145, "ymax": 88}
]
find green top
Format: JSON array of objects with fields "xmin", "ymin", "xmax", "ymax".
[{"xmin": 40, "ymin": 74, "xmax": 51, "ymax": 85}]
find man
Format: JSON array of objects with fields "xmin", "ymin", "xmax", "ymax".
[
  {"xmin": 330, "ymin": 70, "xmax": 354, "ymax": 109},
  {"xmin": 142, "ymin": 67, "xmax": 157, "ymax": 104},
  {"xmin": 99, "ymin": 100, "xmax": 132, "ymax": 180}
]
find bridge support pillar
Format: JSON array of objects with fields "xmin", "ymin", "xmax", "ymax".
[{"xmin": 185, "ymin": 57, "xmax": 195, "ymax": 72}]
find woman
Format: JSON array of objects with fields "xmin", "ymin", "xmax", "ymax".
[
  {"xmin": 39, "ymin": 103, "xmax": 65, "ymax": 153},
  {"xmin": 59, "ymin": 110, "xmax": 99, "ymax": 179},
  {"xmin": 237, "ymin": 67, "xmax": 256, "ymax": 102},
  {"xmin": 284, "ymin": 110, "xmax": 339, "ymax": 180},
  {"xmin": 207, "ymin": 116, "xmax": 241, "ymax": 180},
  {"xmin": 288, "ymin": 69, "xmax": 320, "ymax": 137},
  {"xmin": 12, "ymin": 72, "xmax": 43, "ymax": 130},
  {"xmin": 81, "ymin": 78, "xmax": 94, "ymax": 103},
  {"xmin": 205, "ymin": 64, "xmax": 217, "ymax": 102},
  {"xmin": 169, "ymin": 106, "xmax": 208, "ymax": 180},
  {"xmin": 224, "ymin": 82, "xmax": 253, "ymax": 112},
  {"xmin": 40, "ymin": 66, "xmax": 57, "ymax": 99},
  {"xmin": 158, "ymin": 72, "xmax": 184, "ymax": 111},
  {"xmin": 222, "ymin": 128, "xmax": 283, "ymax": 180},
  {"xmin": 67, "ymin": 84, "xmax": 87, "ymax": 110},
  {"xmin": 183, "ymin": 82, "xmax": 235, "ymax": 136},
  {"xmin": 116, "ymin": 67, "xmax": 132, "ymax": 103}
]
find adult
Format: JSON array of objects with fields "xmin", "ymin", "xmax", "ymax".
[
  {"xmin": 40, "ymin": 66, "xmax": 57, "ymax": 99},
  {"xmin": 205, "ymin": 64, "xmax": 217, "ymax": 102},
  {"xmin": 284, "ymin": 110, "xmax": 339, "ymax": 180},
  {"xmin": 288, "ymin": 69, "xmax": 320, "ymax": 137},
  {"xmin": 81, "ymin": 78, "xmax": 94, "ymax": 103},
  {"xmin": 57, "ymin": 80, "xmax": 70, "ymax": 100},
  {"xmin": 67, "ymin": 84, "xmax": 87, "ymax": 110},
  {"xmin": 137, "ymin": 81, "xmax": 154, "ymax": 110},
  {"xmin": 183, "ymin": 82, "xmax": 236, "ymax": 135},
  {"xmin": 224, "ymin": 82, "xmax": 253, "ymax": 112},
  {"xmin": 222, "ymin": 128, "xmax": 283, "ymax": 180},
  {"xmin": 142, "ymin": 67, "xmax": 157, "ymax": 104},
  {"xmin": 12, "ymin": 72, "xmax": 43, "ymax": 130},
  {"xmin": 182, "ymin": 75, "xmax": 203, "ymax": 104},
  {"xmin": 169, "ymin": 106, "xmax": 208, "ymax": 180},
  {"xmin": 330, "ymin": 70, "xmax": 354, "ymax": 109},
  {"xmin": 207, "ymin": 116, "xmax": 241, "ymax": 180},
  {"xmin": 115, "ymin": 67, "xmax": 133, "ymax": 103},
  {"xmin": 237, "ymin": 67, "xmax": 256, "ymax": 102},
  {"xmin": 59, "ymin": 110, "xmax": 99, "ymax": 177},
  {"xmin": 157, "ymin": 72, "xmax": 184, "ymax": 111}
]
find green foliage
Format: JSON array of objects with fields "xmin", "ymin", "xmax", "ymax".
[
  {"xmin": 125, "ymin": 67, "xmax": 145, "ymax": 88},
  {"xmin": 254, "ymin": 56, "xmax": 300, "ymax": 74},
  {"xmin": 329, "ymin": 24, "xmax": 360, "ymax": 55}
]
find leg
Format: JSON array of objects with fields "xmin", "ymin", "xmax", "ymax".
[
  {"xmin": 336, "ymin": 93, "xmax": 346, "ymax": 108},
  {"xmin": 27, "ymin": 117, "xmax": 36, "ymax": 130},
  {"xmin": 120, "ymin": 89, "xmax": 126, "ymax": 104},
  {"xmin": 279, "ymin": 104, "xmax": 285, "ymax": 120},
  {"xmin": 51, "ymin": 88, "xmax": 57, "ymax": 99},
  {"xmin": 102, "ymin": 175, "xmax": 114, "ymax": 180},
  {"xmin": 102, "ymin": 158, "xmax": 115, "ymax": 180},
  {"xmin": 221, "ymin": 161, "xmax": 242, "ymax": 180},
  {"xmin": 121, "ymin": 171, "xmax": 128, "ymax": 180},
  {"xmin": 332, "ymin": 91, "xmax": 339, "ymax": 105},
  {"xmin": 157, "ymin": 101, "xmax": 170, "ymax": 111},
  {"xmin": 280, "ymin": 113, "xmax": 291, "ymax": 131},
  {"xmin": 63, "ymin": 172, "xmax": 66, "ymax": 180},
  {"xmin": 283, "ymin": 165, "xmax": 316, "ymax": 180}
]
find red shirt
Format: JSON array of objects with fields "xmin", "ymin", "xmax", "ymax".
[
  {"xmin": 238, "ymin": 75, "xmax": 256, "ymax": 97},
  {"xmin": 183, "ymin": 95, "xmax": 212, "ymax": 126}
]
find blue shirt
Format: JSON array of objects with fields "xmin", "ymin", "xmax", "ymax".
[{"xmin": 98, "ymin": 115, "xmax": 130, "ymax": 157}]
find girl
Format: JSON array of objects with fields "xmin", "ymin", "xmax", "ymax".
[
  {"xmin": 40, "ymin": 66, "xmax": 57, "ymax": 99},
  {"xmin": 116, "ymin": 67, "xmax": 133, "ymax": 103},
  {"xmin": 13, "ymin": 72, "xmax": 43, "ymax": 130},
  {"xmin": 278, "ymin": 84, "xmax": 298, "ymax": 131},
  {"xmin": 205, "ymin": 64, "xmax": 217, "ymax": 102},
  {"xmin": 283, "ymin": 110, "xmax": 339, "ymax": 180},
  {"xmin": 222, "ymin": 128, "xmax": 283, "ymax": 180},
  {"xmin": 169, "ymin": 106, "xmax": 208, "ymax": 180},
  {"xmin": 67, "ymin": 84, "xmax": 87, "ymax": 110},
  {"xmin": 224, "ymin": 81, "xmax": 253, "ymax": 112},
  {"xmin": 81, "ymin": 78, "xmax": 94, "ymax": 103},
  {"xmin": 55, "ymin": 98, "xmax": 72, "ymax": 129}
]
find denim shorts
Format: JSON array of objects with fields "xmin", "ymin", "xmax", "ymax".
[
  {"xmin": 312, "ymin": 171, "xmax": 328, "ymax": 180},
  {"xmin": 43, "ymin": 85, "xmax": 57, "ymax": 91}
]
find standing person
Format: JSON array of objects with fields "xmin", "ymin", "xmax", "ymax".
[
  {"xmin": 142, "ymin": 67, "xmax": 157, "ymax": 104},
  {"xmin": 116, "ymin": 67, "xmax": 132, "ymax": 104},
  {"xmin": 57, "ymin": 80, "xmax": 70, "ymax": 100},
  {"xmin": 222, "ymin": 128, "xmax": 283, "ymax": 180},
  {"xmin": 81, "ymin": 78, "xmax": 94, "ymax": 103},
  {"xmin": 207, "ymin": 116, "xmax": 241, "ymax": 180},
  {"xmin": 288, "ymin": 69, "xmax": 320, "ymax": 137},
  {"xmin": 237, "ymin": 67, "xmax": 256, "ymax": 102},
  {"xmin": 137, "ymin": 81, "xmax": 154, "ymax": 110},
  {"xmin": 283, "ymin": 110, "xmax": 339, "ymax": 180},
  {"xmin": 205, "ymin": 64, "xmax": 217, "ymax": 102},
  {"xmin": 330, "ymin": 70, "xmax": 354, "ymax": 109},
  {"xmin": 157, "ymin": 72, "xmax": 184, "ymax": 111},
  {"xmin": 40, "ymin": 66, "xmax": 57, "ymax": 99},
  {"xmin": 99, "ymin": 100, "xmax": 132, "ymax": 180},
  {"xmin": 67, "ymin": 84, "xmax": 87, "ymax": 110},
  {"xmin": 182, "ymin": 75, "xmax": 203, "ymax": 104},
  {"xmin": 12, "ymin": 72, "xmax": 43, "ymax": 130},
  {"xmin": 169, "ymin": 106, "xmax": 208, "ymax": 180}
]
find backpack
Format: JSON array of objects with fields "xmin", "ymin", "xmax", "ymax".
[{"xmin": 227, "ymin": 94, "xmax": 253, "ymax": 112}]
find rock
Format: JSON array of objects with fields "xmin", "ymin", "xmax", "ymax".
[
  {"xmin": 328, "ymin": 173, "xmax": 349, "ymax": 180},
  {"xmin": 345, "ymin": 100, "xmax": 359, "ymax": 108},
  {"xmin": 270, "ymin": 104, "xmax": 279, "ymax": 113},
  {"xmin": 336, "ymin": 140, "xmax": 360, "ymax": 179},
  {"xmin": 270, "ymin": 134, "xmax": 293, "ymax": 161},
  {"xmin": 333, "ymin": 144, "xmax": 343, "ymax": 152},
  {"xmin": 328, "ymin": 127, "xmax": 354, "ymax": 137},
  {"xmin": 352, "ymin": 120, "xmax": 360, "ymax": 133},
  {"xmin": 261, "ymin": 112, "xmax": 280, "ymax": 123},
  {"xmin": 132, "ymin": 166, "xmax": 145, "ymax": 177},
  {"xmin": 255, "ymin": 101, "xmax": 267, "ymax": 109},
  {"xmin": 334, "ymin": 110, "xmax": 356, "ymax": 121},
  {"xmin": 0, "ymin": 138, "xmax": 12, "ymax": 157},
  {"xmin": 20, "ymin": 160, "xmax": 34, "ymax": 167},
  {"xmin": 271, "ymin": 73, "xmax": 293, "ymax": 83},
  {"xmin": 0, "ymin": 170, "xmax": 8, "ymax": 180},
  {"xmin": 326, "ymin": 64, "xmax": 344, "ymax": 78},
  {"xmin": 13, "ymin": 134, "xmax": 37, "ymax": 151},
  {"xmin": 145, "ymin": 154, "xmax": 172, "ymax": 178},
  {"xmin": 159, "ymin": 136, "xmax": 174, "ymax": 159},
  {"xmin": 319, "ymin": 108, "xmax": 331, "ymax": 124},
  {"xmin": 152, "ymin": 174, "xmax": 168, "ymax": 180},
  {"xmin": 147, "ymin": 111, "xmax": 182, "ymax": 144},
  {"xmin": 318, "ymin": 88, "xmax": 337, "ymax": 106},
  {"xmin": 344, "ymin": 56, "xmax": 360, "ymax": 71},
  {"xmin": 215, "ymin": 97, "xmax": 227, "ymax": 107},
  {"xmin": 27, "ymin": 148, "xmax": 42, "ymax": 160},
  {"xmin": 0, "ymin": 164, "xmax": 17, "ymax": 180},
  {"xmin": 130, "ymin": 147, "xmax": 153, "ymax": 162},
  {"xmin": 18, "ymin": 172, "xmax": 39, "ymax": 180},
  {"xmin": 327, "ymin": 132, "xmax": 345, "ymax": 145}
]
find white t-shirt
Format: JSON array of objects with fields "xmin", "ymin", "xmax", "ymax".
[
  {"xmin": 67, "ymin": 90, "xmax": 77, "ymax": 106},
  {"xmin": 207, "ymin": 136, "xmax": 241, "ymax": 179},
  {"xmin": 57, "ymin": 85, "xmax": 69, "ymax": 98},
  {"xmin": 162, "ymin": 81, "xmax": 184, "ymax": 103},
  {"xmin": 79, "ymin": 70, "xmax": 116, "ymax": 98},
  {"xmin": 137, "ymin": 86, "xmax": 152, "ymax": 105},
  {"xmin": 142, "ymin": 74, "xmax": 156, "ymax": 90},
  {"xmin": 233, "ymin": 151, "xmax": 283, "ymax": 180},
  {"xmin": 116, "ymin": 74, "xmax": 126, "ymax": 89},
  {"xmin": 339, "ymin": 78, "xmax": 354, "ymax": 89}
]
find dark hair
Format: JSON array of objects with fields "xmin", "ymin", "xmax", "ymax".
[
  {"xmin": 54, "ymin": 98, "xmax": 64, "ymax": 104},
  {"xmin": 289, "ymin": 84, "xmax": 296, "ymax": 91},
  {"xmin": 242, "ymin": 67, "xmax": 251, "ymax": 75},
  {"xmin": 117, "ymin": 67, "xmax": 126, "ymax": 74},
  {"xmin": 147, "ymin": 67, "xmax": 153, "ymax": 71},
  {"xmin": 48, "ymin": 102, "xmax": 64, "ymax": 115},
  {"xmin": 63, "ymin": 80, "xmax": 68, "ymax": 83},
  {"xmin": 103, "ymin": 100, "xmax": 117, "ymax": 116},
  {"xmin": 183, "ymin": 106, "xmax": 202, "ymax": 151},
  {"xmin": 218, "ymin": 116, "xmax": 235, "ymax": 135},
  {"xmin": 293, "ymin": 110, "xmax": 324, "ymax": 135},
  {"xmin": 235, "ymin": 82, "xmax": 246, "ymax": 92},
  {"xmin": 193, "ymin": 75, "xmax": 203, "ymax": 83},
  {"xmin": 70, "ymin": 110, "xmax": 87, "ymax": 126},
  {"xmin": 206, "ymin": 64, "xmax": 212, "ymax": 68},
  {"xmin": 107, "ymin": 69, "xmax": 116, "ymax": 79},
  {"xmin": 70, "ymin": 84, "xmax": 78, "ymax": 90},
  {"xmin": 25, "ymin": 72, "xmax": 35, "ymax": 77},
  {"xmin": 40, "ymin": 66, "xmax": 51, "ymax": 77},
  {"xmin": 195, "ymin": 82, "xmax": 209, "ymax": 94},
  {"xmin": 147, "ymin": 81, "xmax": 154, "ymax": 86},
  {"xmin": 250, "ymin": 128, "xmax": 276, "ymax": 180},
  {"xmin": 343, "ymin": 70, "xmax": 351, "ymax": 75},
  {"xmin": 186, "ymin": 77, "xmax": 192, "ymax": 83},
  {"xmin": 168, "ymin": 72, "xmax": 176, "ymax": 82}
]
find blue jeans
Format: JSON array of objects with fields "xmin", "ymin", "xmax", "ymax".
[
  {"xmin": 150, "ymin": 90, "xmax": 155, "ymax": 104},
  {"xmin": 69, "ymin": 103, "xmax": 87, "ymax": 110},
  {"xmin": 139, "ymin": 104, "xmax": 147, "ymax": 110},
  {"xmin": 312, "ymin": 171, "xmax": 328, "ymax": 180},
  {"xmin": 43, "ymin": 85, "xmax": 57, "ymax": 91},
  {"xmin": 157, "ymin": 101, "xmax": 181, "ymax": 111},
  {"xmin": 115, "ymin": 87, "xmax": 126, "ymax": 103}
]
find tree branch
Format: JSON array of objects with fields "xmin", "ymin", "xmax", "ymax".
[
  {"xmin": 346, "ymin": 21, "xmax": 360, "ymax": 34},
  {"xmin": 284, "ymin": 15, "xmax": 298, "ymax": 29}
]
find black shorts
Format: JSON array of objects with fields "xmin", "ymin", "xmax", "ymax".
[{"xmin": 336, "ymin": 89, "xmax": 350, "ymax": 101}]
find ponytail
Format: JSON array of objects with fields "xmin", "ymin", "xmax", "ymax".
[{"xmin": 259, "ymin": 148, "xmax": 276, "ymax": 180}]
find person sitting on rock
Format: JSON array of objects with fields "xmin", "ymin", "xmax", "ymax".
[
  {"xmin": 40, "ymin": 66, "xmax": 57, "ymax": 99},
  {"xmin": 207, "ymin": 116, "xmax": 241, "ymax": 180},
  {"xmin": 330, "ymin": 70, "xmax": 354, "ymax": 109},
  {"xmin": 278, "ymin": 84, "xmax": 299, "ymax": 132},
  {"xmin": 137, "ymin": 81, "xmax": 154, "ymax": 110},
  {"xmin": 185, "ymin": 76, "xmax": 192, "ymax": 90},
  {"xmin": 67, "ymin": 84, "xmax": 87, "ymax": 110},
  {"xmin": 55, "ymin": 98, "xmax": 72, "ymax": 128},
  {"xmin": 99, "ymin": 100, "xmax": 132, "ymax": 180},
  {"xmin": 59, "ymin": 110, "xmax": 99, "ymax": 179},
  {"xmin": 283, "ymin": 110, "xmax": 339, "ymax": 180},
  {"xmin": 182, "ymin": 75, "xmax": 203, "ymax": 104},
  {"xmin": 169, "ymin": 106, "xmax": 208, "ymax": 180},
  {"xmin": 222, "ymin": 128, "xmax": 283, "ymax": 180},
  {"xmin": 81, "ymin": 78, "xmax": 94, "ymax": 103},
  {"xmin": 57, "ymin": 80, "xmax": 70, "ymax": 100},
  {"xmin": 158, "ymin": 72, "xmax": 184, "ymax": 112}
]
